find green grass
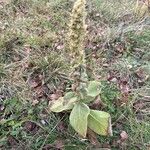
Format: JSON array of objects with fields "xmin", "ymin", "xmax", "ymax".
[{"xmin": 0, "ymin": 0, "xmax": 150, "ymax": 149}]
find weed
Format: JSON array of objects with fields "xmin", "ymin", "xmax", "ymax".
[{"xmin": 0, "ymin": 0, "xmax": 150, "ymax": 149}]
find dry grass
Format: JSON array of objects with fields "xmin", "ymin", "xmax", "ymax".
[{"xmin": 0, "ymin": 0, "xmax": 150, "ymax": 149}]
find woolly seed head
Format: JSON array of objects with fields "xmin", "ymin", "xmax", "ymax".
[{"xmin": 68, "ymin": 0, "xmax": 87, "ymax": 68}]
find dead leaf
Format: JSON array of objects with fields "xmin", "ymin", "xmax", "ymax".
[
  {"xmin": 7, "ymin": 136, "xmax": 18, "ymax": 146},
  {"xmin": 34, "ymin": 86, "xmax": 45, "ymax": 98},
  {"xmin": 119, "ymin": 79, "xmax": 130, "ymax": 104},
  {"xmin": 90, "ymin": 96, "xmax": 106, "ymax": 110},
  {"xmin": 135, "ymin": 68, "xmax": 149, "ymax": 82},
  {"xmin": 102, "ymin": 143, "xmax": 111, "ymax": 149},
  {"xmin": 49, "ymin": 90, "xmax": 63, "ymax": 100},
  {"xmin": 57, "ymin": 121, "xmax": 67, "ymax": 132},
  {"xmin": 43, "ymin": 139, "xmax": 64, "ymax": 150},
  {"xmin": 119, "ymin": 80, "xmax": 129, "ymax": 94},
  {"xmin": 120, "ymin": 131, "xmax": 128, "ymax": 141},
  {"xmin": 24, "ymin": 121, "xmax": 36, "ymax": 131},
  {"xmin": 48, "ymin": 93, "xmax": 61, "ymax": 101},
  {"xmin": 42, "ymin": 144, "xmax": 54, "ymax": 150},
  {"xmin": 115, "ymin": 44, "xmax": 125, "ymax": 53},
  {"xmin": 87, "ymin": 128, "xmax": 101, "ymax": 148},
  {"xmin": 28, "ymin": 79, "xmax": 40, "ymax": 88},
  {"xmin": 22, "ymin": 61, "xmax": 34, "ymax": 70},
  {"xmin": 28, "ymin": 74, "xmax": 43, "ymax": 89},
  {"xmin": 54, "ymin": 138, "xmax": 64, "ymax": 149},
  {"xmin": 24, "ymin": 46, "xmax": 31, "ymax": 55},
  {"xmin": 115, "ymin": 122, "xmax": 124, "ymax": 131},
  {"xmin": 135, "ymin": 68, "xmax": 144, "ymax": 78},
  {"xmin": 32, "ymin": 99, "xmax": 39, "ymax": 106},
  {"xmin": 13, "ymin": 56, "xmax": 20, "ymax": 61},
  {"xmin": 134, "ymin": 100, "xmax": 145, "ymax": 111},
  {"xmin": 0, "ymin": 104, "xmax": 5, "ymax": 112}
]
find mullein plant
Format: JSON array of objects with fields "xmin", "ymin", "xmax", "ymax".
[{"xmin": 49, "ymin": 0, "xmax": 112, "ymax": 138}]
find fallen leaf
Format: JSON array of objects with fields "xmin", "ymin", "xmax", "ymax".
[
  {"xmin": 119, "ymin": 79, "xmax": 130, "ymax": 104},
  {"xmin": 54, "ymin": 138, "xmax": 64, "ymax": 149},
  {"xmin": 48, "ymin": 90, "xmax": 63, "ymax": 101},
  {"xmin": 0, "ymin": 104, "xmax": 5, "ymax": 112},
  {"xmin": 42, "ymin": 139, "xmax": 64, "ymax": 150},
  {"xmin": 102, "ymin": 143, "xmax": 111, "ymax": 149},
  {"xmin": 24, "ymin": 121, "xmax": 36, "ymax": 131},
  {"xmin": 7, "ymin": 136, "xmax": 18, "ymax": 147},
  {"xmin": 119, "ymin": 80, "xmax": 129, "ymax": 94},
  {"xmin": 134, "ymin": 100, "xmax": 145, "ymax": 111},
  {"xmin": 28, "ymin": 79, "xmax": 40, "ymax": 88},
  {"xmin": 48, "ymin": 94, "xmax": 59, "ymax": 100},
  {"xmin": 22, "ymin": 62, "xmax": 33, "ymax": 70},
  {"xmin": 42, "ymin": 144, "xmax": 54, "ymax": 150},
  {"xmin": 135, "ymin": 68, "xmax": 145, "ymax": 78},
  {"xmin": 87, "ymin": 128, "xmax": 101, "ymax": 147},
  {"xmin": 57, "ymin": 121, "xmax": 67, "ymax": 132},
  {"xmin": 34, "ymin": 86, "xmax": 44, "ymax": 98},
  {"xmin": 120, "ymin": 131, "xmax": 128, "ymax": 141},
  {"xmin": 32, "ymin": 99, "xmax": 39, "ymax": 106},
  {"xmin": 90, "ymin": 96, "xmax": 106, "ymax": 110},
  {"xmin": 24, "ymin": 46, "xmax": 31, "ymax": 55},
  {"xmin": 28, "ymin": 74, "xmax": 43, "ymax": 89}
]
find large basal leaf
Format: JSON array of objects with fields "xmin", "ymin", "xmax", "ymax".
[
  {"xmin": 88, "ymin": 110, "xmax": 112, "ymax": 136},
  {"xmin": 83, "ymin": 95, "xmax": 95, "ymax": 103},
  {"xmin": 64, "ymin": 92, "xmax": 77, "ymax": 101},
  {"xmin": 69, "ymin": 103, "xmax": 90, "ymax": 137},
  {"xmin": 87, "ymin": 81, "xmax": 101, "ymax": 97},
  {"xmin": 49, "ymin": 96, "xmax": 77, "ymax": 113}
]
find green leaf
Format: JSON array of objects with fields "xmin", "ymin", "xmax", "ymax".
[
  {"xmin": 87, "ymin": 81, "xmax": 101, "ymax": 97},
  {"xmin": 88, "ymin": 110, "xmax": 112, "ymax": 136},
  {"xmin": 83, "ymin": 95, "xmax": 95, "ymax": 103},
  {"xmin": 64, "ymin": 92, "xmax": 77, "ymax": 100},
  {"xmin": 69, "ymin": 103, "xmax": 90, "ymax": 137},
  {"xmin": 49, "ymin": 96, "xmax": 77, "ymax": 112}
]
